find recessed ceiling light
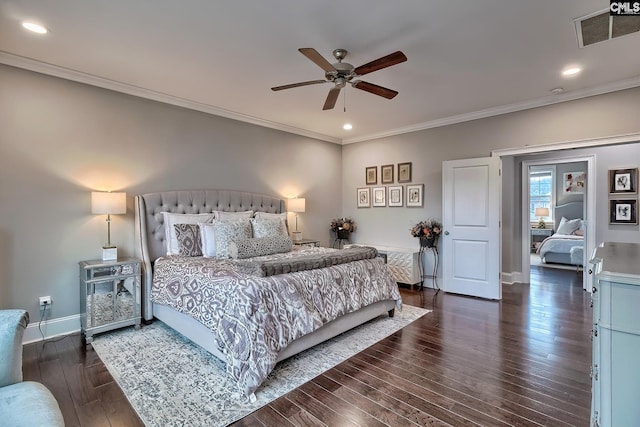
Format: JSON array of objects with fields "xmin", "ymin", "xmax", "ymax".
[
  {"xmin": 343, "ymin": 123, "xmax": 353, "ymax": 130},
  {"xmin": 551, "ymin": 87, "xmax": 564, "ymax": 94},
  {"xmin": 562, "ymin": 67, "xmax": 582, "ymax": 77},
  {"xmin": 22, "ymin": 21, "xmax": 48, "ymax": 34}
]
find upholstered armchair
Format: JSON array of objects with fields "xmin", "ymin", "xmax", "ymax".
[{"xmin": 0, "ymin": 309, "xmax": 65, "ymax": 426}]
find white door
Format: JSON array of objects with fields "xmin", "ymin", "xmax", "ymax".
[{"xmin": 442, "ymin": 157, "xmax": 501, "ymax": 299}]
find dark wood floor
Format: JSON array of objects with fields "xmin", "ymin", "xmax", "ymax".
[{"xmin": 23, "ymin": 266, "xmax": 592, "ymax": 426}]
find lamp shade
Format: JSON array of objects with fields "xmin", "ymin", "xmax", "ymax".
[
  {"xmin": 288, "ymin": 198, "xmax": 306, "ymax": 213},
  {"xmin": 91, "ymin": 192, "xmax": 127, "ymax": 214},
  {"xmin": 535, "ymin": 207, "xmax": 549, "ymax": 217}
]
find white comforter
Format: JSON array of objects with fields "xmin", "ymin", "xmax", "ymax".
[{"xmin": 537, "ymin": 233, "xmax": 583, "ymax": 258}]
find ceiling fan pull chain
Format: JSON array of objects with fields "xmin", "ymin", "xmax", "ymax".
[{"xmin": 344, "ymin": 88, "xmax": 347, "ymax": 112}]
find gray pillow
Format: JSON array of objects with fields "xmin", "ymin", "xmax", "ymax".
[
  {"xmin": 173, "ymin": 224, "xmax": 202, "ymax": 257},
  {"xmin": 213, "ymin": 220, "xmax": 252, "ymax": 258},
  {"xmin": 229, "ymin": 236, "xmax": 293, "ymax": 259},
  {"xmin": 251, "ymin": 218, "xmax": 285, "ymax": 238}
]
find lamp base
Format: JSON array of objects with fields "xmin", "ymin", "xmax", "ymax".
[
  {"xmin": 291, "ymin": 231, "xmax": 302, "ymax": 242},
  {"xmin": 102, "ymin": 246, "xmax": 118, "ymax": 261}
]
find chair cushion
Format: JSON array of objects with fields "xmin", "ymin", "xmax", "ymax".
[{"xmin": 0, "ymin": 381, "xmax": 65, "ymax": 427}]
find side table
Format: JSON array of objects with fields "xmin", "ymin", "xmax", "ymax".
[
  {"xmin": 292, "ymin": 238, "xmax": 320, "ymax": 247},
  {"xmin": 79, "ymin": 257, "xmax": 142, "ymax": 343},
  {"xmin": 530, "ymin": 228, "xmax": 553, "ymax": 252}
]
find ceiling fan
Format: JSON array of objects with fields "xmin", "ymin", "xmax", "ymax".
[{"xmin": 271, "ymin": 48, "xmax": 407, "ymax": 110}]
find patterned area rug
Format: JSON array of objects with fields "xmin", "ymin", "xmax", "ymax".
[{"xmin": 92, "ymin": 304, "xmax": 430, "ymax": 427}]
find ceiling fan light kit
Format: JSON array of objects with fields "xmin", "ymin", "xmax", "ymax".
[{"xmin": 271, "ymin": 48, "xmax": 407, "ymax": 110}]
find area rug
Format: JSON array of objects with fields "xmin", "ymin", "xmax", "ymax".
[{"xmin": 92, "ymin": 304, "xmax": 430, "ymax": 427}]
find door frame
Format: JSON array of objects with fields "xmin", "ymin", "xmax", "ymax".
[
  {"xmin": 521, "ymin": 155, "xmax": 595, "ymax": 290},
  {"xmin": 492, "ymin": 132, "xmax": 640, "ymax": 291}
]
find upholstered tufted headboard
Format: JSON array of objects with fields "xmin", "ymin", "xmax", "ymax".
[
  {"xmin": 134, "ymin": 189, "xmax": 286, "ymax": 320},
  {"xmin": 554, "ymin": 201, "xmax": 584, "ymax": 231}
]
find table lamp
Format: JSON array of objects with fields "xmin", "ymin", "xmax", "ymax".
[
  {"xmin": 288, "ymin": 198, "xmax": 306, "ymax": 242},
  {"xmin": 92, "ymin": 191, "xmax": 126, "ymax": 260},
  {"xmin": 535, "ymin": 207, "xmax": 549, "ymax": 229}
]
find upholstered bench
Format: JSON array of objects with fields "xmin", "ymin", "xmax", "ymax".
[{"xmin": 0, "ymin": 309, "xmax": 65, "ymax": 427}]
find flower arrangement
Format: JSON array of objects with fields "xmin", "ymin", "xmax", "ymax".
[
  {"xmin": 410, "ymin": 218, "xmax": 442, "ymax": 247},
  {"xmin": 330, "ymin": 217, "xmax": 357, "ymax": 233}
]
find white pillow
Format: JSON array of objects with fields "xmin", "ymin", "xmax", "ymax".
[
  {"xmin": 162, "ymin": 212, "xmax": 215, "ymax": 255},
  {"xmin": 199, "ymin": 222, "xmax": 217, "ymax": 257},
  {"xmin": 556, "ymin": 217, "xmax": 581, "ymax": 235},
  {"xmin": 253, "ymin": 212, "xmax": 289, "ymax": 236},
  {"xmin": 215, "ymin": 210, "xmax": 254, "ymax": 220}
]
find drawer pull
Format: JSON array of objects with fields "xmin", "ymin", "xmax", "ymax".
[{"xmin": 592, "ymin": 286, "xmax": 597, "ymax": 293}]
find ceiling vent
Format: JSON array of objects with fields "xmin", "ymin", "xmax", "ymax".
[{"xmin": 574, "ymin": 9, "xmax": 640, "ymax": 47}]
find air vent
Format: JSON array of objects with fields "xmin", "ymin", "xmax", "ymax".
[{"xmin": 574, "ymin": 9, "xmax": 640, "ymax": 47}]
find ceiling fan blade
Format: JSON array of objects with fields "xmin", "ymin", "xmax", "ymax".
[
  {"xmin": 352, "ymin": 81, "xmax": 398, "ymax": 99},
  {"xmin": 299, "ymin": 48, "xmax": 337, "ymax": 73},
  {"xmin": 353, "ymin": 51, "xmax": 407, "ymax": 76},
  {"xmin": 271, "ymin": 80, "xmax": 326, "ymax": 91},
  {"xmin": 323, "ymin": 87, "xmax": 341, "ymax": 110}
]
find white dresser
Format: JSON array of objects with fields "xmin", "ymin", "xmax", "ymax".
[
  {"xmin": 589, "ymin": 242, "xmax": 640, "ymax": 427},
  {"xmin": 345, "ymin": 244, "xmax": 421, "ymax": 286}
]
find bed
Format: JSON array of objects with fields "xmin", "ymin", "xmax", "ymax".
[
  {"xmin": 133, "ymin": 189, "xmax": 401, "ymax": 399},
  {"xmin": 537, "ymin": 201, "xmax": 585, "ymax": 267}
]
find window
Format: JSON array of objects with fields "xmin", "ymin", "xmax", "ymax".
[{"xmin": 529, "ymin": 167, "xmax": 555, "ymax": 224}]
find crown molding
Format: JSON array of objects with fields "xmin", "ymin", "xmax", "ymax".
[
  {"xmin": 3, "ymin": 51, "xmax": 639, "ymax": 147},
  {"xmin": 0, "ymin": 51, "xmax": 340, "ymax": 144},
  {"xmin": 342, "ymin": 76, "xmax": 640, "ymax": 144}
]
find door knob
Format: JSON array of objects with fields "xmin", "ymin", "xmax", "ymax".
[{"xmin": 444, "ymin": 231, "xmax": 449, "ymax": 235}]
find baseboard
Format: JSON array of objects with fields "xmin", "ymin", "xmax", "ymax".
[
  {"xmin": 23, "ymin": 313, "xmax": 81, "ymax": 344},
  {"xmin": 501, "ymin": 271, "xmax": 525, "ymax": 285}
]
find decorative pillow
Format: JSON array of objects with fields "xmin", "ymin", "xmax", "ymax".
[
  {"xmin": 173, "ymin": 224, "xmax": 202, "ymax": 257},
  {"xmin": 162, "ymin": 212, "xmax": 215, "ymax": 255},
  {"xmin": 251, "ymin": 218, "xmax": 285, "ymax": 238},
  {"xmin": 556, "ymin": 217, "xmax": 581, "ymax": 235},
  {"xmin": 213, "ymin": 220, "xmax": 252, "ymax": 258},
  {"xmin": 253, "ymin": 212, "xmax": 289, "ymax": 236},
  {"xmin": 215, "ymin": 210, "xmax": 254, "ymax": 221},
  {"xmin": 573, "ymin": 229, "xmax": 584, "ymax": 236},
  {"xmin": 229, "ymin": 236, "xmax": 293, "ymax": 259},
  {"xmin": 199, "ymin": 222, "xmax": 217, "ymax": 257}
]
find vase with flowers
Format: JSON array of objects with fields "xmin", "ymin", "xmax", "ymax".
[
  {"xmin": 410, "ymin": 219, "xmax": 442, "ymax": 248},
  {"xmin": 330, "ymin": 217, "xmax": 357, "ymax": 239}
]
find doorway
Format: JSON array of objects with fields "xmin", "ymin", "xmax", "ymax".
[{"xmin": 520, "ymin": 155, "xmax": 595, "ymax": 290}]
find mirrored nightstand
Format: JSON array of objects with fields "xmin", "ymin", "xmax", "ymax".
[{"xmin": 79, "ymin": 257, "xmax": 141, "ymax": 343}]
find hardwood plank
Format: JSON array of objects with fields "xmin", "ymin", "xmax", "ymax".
[{"xmin": 23, "ymin": 266, "xmax": 592, "ymax": 426}]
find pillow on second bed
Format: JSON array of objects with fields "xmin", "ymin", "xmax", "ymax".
[
  {"xmin": 556, "ymin": 217, "xmax": 582, "ymax": 235},
  {"xmin": 229, "ymin": 236, "xmax": 293, "ymax": 259}
]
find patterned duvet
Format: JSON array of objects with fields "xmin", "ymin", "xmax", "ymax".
[{"xmin": 151, "ymin": 246, "xmax": 402, "ymax": 398}]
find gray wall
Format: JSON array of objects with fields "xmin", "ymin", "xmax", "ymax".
[
  {"xmin": 0, "ymin": 64, "xmax": 342, "ymax": 322},
  {"xmin": 2, "ymin": 60, "xmax": 640, "ymax": 327},
  {"xmin": 342, "ymin": 87, "xmax": 640, "ymax": 277}
]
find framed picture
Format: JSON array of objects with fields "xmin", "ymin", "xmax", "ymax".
[
  {"xmin": 365, "ymin": 166, "xmax": 377, "ymax": 185},
  {"xmin": 398, "ymin": 162, "xmax": 412, "ymax": 183},
  {"xmin": 608, "ymin": 168, "xmax": 638, "ymax": 194},
  {"xmin": 356, "ymin": 187, "xmax": 370, "ymax": 208},
  {"xmin": 381, "ymin": 164, "xmax": 394, "ymax": 184},
  {"xmin": 372, "ymin": 186, "xmax": 386, "ymax": 207},
  {"xmin": 388, "ymin": 185, "xmax": 403, "ymax": 207},
  {"xmin": 563, "ymin": 171, "xmax": 585, "ymax": 194},
  {"xmin": 406, "ymin": 184, "xmax": 424, "ymax": 207},
  {"xmin": 609, "ymin": 199, "xmax": 638, "ymax": 224}
]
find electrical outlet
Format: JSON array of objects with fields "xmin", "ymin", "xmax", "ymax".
[{"xmin": 39, "ymin": 296, "xmax": 52, "ymax": 307}]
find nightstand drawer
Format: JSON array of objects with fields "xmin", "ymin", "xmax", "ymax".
[{"xmin": 531, "ymin": 228, "xmax": 553, "ymax": 236}]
